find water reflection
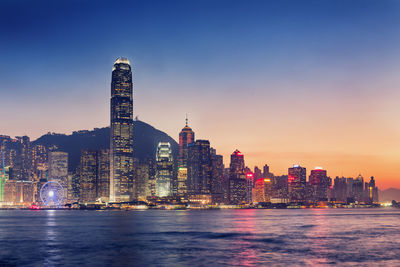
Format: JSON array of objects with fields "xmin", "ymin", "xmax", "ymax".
[
  {"xmin": 44, "ymin": 210, "xmax": 61, "ymax": 265},
  {"xmin": 1, "ymin": 209, "xmax": 400, "ymax": 266},
  {"xmin": 306, "ymin": 209, "xmax": 332, "ymax": 265},
  {"xmin": 228, "ymin": 209, "xmax": 259, "ymax": 266}
]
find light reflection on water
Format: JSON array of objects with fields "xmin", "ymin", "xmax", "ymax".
[{"xmin": 0, "ymin": 209, "xmax": 400, "ymax": 266}]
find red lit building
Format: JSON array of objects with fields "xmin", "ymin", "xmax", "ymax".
[
  {"xmin": 177, "ymin": 119, "xmax": 195, "ymax": 197},
  {"xmin": 309, "ymin": 167, "xmax": 330, "ymax": 201},
  {"xmin": 288, "ymin": 165, "xmax": 306, "ymax": 202}
]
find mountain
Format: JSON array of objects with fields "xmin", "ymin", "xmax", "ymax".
[
  {"xmin": 32, "ymin": 120, "xmax": 179, "ymax": 171},
  {"xmin": 379, "ymin": 188, "xmax": 400, "ymax": 202}
]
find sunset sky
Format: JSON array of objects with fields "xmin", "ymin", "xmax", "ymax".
[{"xmin": 1, "ymin": 0, "xmax": 400, "ymax": 189}]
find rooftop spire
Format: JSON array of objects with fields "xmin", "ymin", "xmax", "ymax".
[{"xmin": 185, "ymin": 113, "xmax": 188, "ymax": 126}]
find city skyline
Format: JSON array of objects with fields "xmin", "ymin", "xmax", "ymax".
[{"xmin": 1, "ymin": 0, "xmax": 400, "ymax": 189}]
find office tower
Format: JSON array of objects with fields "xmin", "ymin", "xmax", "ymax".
[
  {"xmin": 31, "ymin": 145, "xmax": 47, "ymax": 182},
  {"xmin": 187, "ymin": 140, "xmax": 212, "ymax": 195},
  {"xmin": 79, "ymin": 150, "xmax": 98, "ymax": 203},
  {"xmin": 272, "ymin": 175, "xmax": 289, "ymax": 201},
  {"xmin": 3, "ymin": 136, "xmax": 30, "ymax": 181},
  {"xmin": 253, "ymin": 178, "xmax": 272, "ymax": 203},
  {"xmin": 146, "ymin": 158, "xmax": 157, "ymax": 197},
  {"xmin": 309, "ymin": 167, "xmax": 330, "ymax": 201},
  {"xmin": 365, "ymin": 176, "xmax": 378, "ymax": 203},
  {"xmin": 245, "ymin": 171, "xmax": 254, "ymax": 203},
  {"xmin": 134, "ymin": 159, "xmax": 151, "ymax": 201},
  {"xmin": 353, "ymin": 174, "xmax": 364, "ymax": 203},
  {"xmin": 333, "ymin": 177, "xmax": 347, "ymax": 202},
  {"xmin": 210, "ymin": 148, "xmax": 224, "ymax": 204},
  {"xmin": 222, "ymin": 168, "xmax": 230, "ymax": 204},
  {"xmin": 79, "ymin": 149, "xmax": 110, "ymax": 203},
  {"xmin": 70, "ymin": 168, "xmax": 81, "ymax": 200},
  {"xmin": 288, "ymin": 165, "xmax": 306, "ymax": 202},
  {"xmin": 229, "ymin": 150, "xmax": 247, "ymax": 204},
  {"xmin": 67, "ymin": 173, "xmax": 74, "ymax": 201},
  {"xmin": 346, "ymin": 177, "xmax": 354, "ymax": 200},
  {"xmin": 110, "ymin": 57, "xmax": 134, "ymax": 202},
  {"xmin": 230, "ymin": 150, "xmax": 245, "ymax": 179},
  {"xmin": 48, "ymin": 151, "xmax": 68, "ymax": 200},
  {"xmin": 155, "ymin": 142, "xmax": 174, "ymax": 197},
  {"xmin": 97, "ymin": 150, "xmax": 110, "ymax": 201},
  {"xmin": 177, "ymin": 118, "xmax": 195, "ymax": 196},
  {"xmin": 19, "ymin": 136, "xmax": 31, "ymax": 180},
  {"xmin": 0, "ymin": 137, "xmax": 20, "ymax": 181}
]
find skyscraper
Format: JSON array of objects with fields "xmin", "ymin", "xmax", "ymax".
[
  {"xmin": 48, "ymin": 151, "xmax": 68, "ymax": 184},
  {"xmin": 210, "ymin": 148, "xmax": 224, "ymax": 204},
  {"xmin": 79, "ymin": 150, "xmax": 98, "ymax": 203},
  {"xmin": 187, "ymin": 140, "xmax": 212, "ymax": 195},
  {"xmin": 79, "ymin": 149, "xmax": 110, "ymax": 203},
  {"xmin": 253, "ymin": 178, "xmax": 272, "ymax": 203},
  {"xmin": 97, "ymin": 149, "xmax": 110, "ymax": 201},
  {"xmin": 155, "ymin": 142, "xmax": 174, "ymax": 197},
  {"xmin": 288, "ymin": 164, "xmax": 306, "ymax": 202},
  {"xmin": 353, "ymin": 174, "xmax": 364, "ymax": 203},
  {"xmin": 228, "ymin": 150, "xmax": 247, "ymax": 204},
  {"xmin": 133, "ymin": 159, "xmax": 151, "ymax": 201},
  {"xmin": 177, "ymin": 118, "xmax": 195, "ymax": 196},
  {"xmin": 365, "ymin": 176, "xmax": 379, "ymax": 203},
  {"xmin": 110, "ymin": 57, "xmax": 134, "ymax": 202},
  {"xmin": 309, "ymin": 167, "xmax": 330, "ymax": 201},
  {"xmin": 229, "ymin": 150, "xmax": 245, "ymax": 178}
]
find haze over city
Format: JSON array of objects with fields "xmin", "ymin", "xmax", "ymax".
[{"xmin": 1, "ymin": 0, "xmax": 400, "ymax": 189}]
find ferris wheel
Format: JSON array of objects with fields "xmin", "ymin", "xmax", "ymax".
[{"xmin": 40, "ymin": 181, "xmax": 65, "ymax": 206}]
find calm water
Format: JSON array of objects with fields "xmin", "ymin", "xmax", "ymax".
[{"xmin": 0, "ymin": 209, "xmax": 399, "ymax": 266}]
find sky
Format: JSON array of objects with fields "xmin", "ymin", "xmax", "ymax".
[{"xmin": 1, "ymin": 0, "xmax": 400, "ymax": 189}]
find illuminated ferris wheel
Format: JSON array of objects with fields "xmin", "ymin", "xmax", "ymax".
[{"xmin": 40, "ymin": 181, "xmax": 65, "ymax": 207}]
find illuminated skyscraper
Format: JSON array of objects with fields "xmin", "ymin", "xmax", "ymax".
[
  {"xmin": 365, "ymin": 176, "xmax": 378, "ymax": 203},
  {"xmin": 288, "ymin": 164, "xmax": 306, "ymax": 202},
  {"xmin": 228, "ymin": 150, "xmax": 247, "ymax": 204},
  {"xmin": 155, "ymin": 142, "xmax": 174, "ymax": 197},
  {"xmin": 97, "ymin": 149, "xmax": 110, "ymax": 201},
  {"xmin": 177, "ymin": 117, "xmax": 195, "ymax": 196},
  {"xmin": 48, "ymin": 151, "xmax": 68, "ymax": 202},
  {"xmin": 80, "ymin": 150, "xmax": 98, "ymax": 203},
  {"xmin": 134, "ymin": 159, "xmax": 151, "ymax": 201},
  {"xmin": 110, "ymin": 57, "xmax": 134, "ymax": 202},
  {"xmin": 229, "ymin": 150, "xmax": 245, "ymax": 179},
  {"xmin": 187, "ymin": 140, "xmax": 212, "ymax": 195},
  {"xmin": 78, "ymin": 149, "xmax": 110, "ymax": 203},
  {"xmin": 309, "ymin": 167, "xmax": 330, "ymax": 201},
  {"xmin": 252, "ymin": 178, "xmax": 272, "ymax": 203},
  {"xmin": 353, "ymin": 174, "xmax": 364, "ymax": 202},
  {"xmin": 210, "ymin": 148, "xmax": 224, "ymax": 204},
  {"xmin": 48, "ymin": 151, "xmax": 68, "ymax": 184}
]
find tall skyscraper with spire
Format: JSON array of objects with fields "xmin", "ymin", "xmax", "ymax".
[
  {"xmin": 177, "ymin": 116, "xmax": 195, "ymax": 197},
  {"xmin": 110, "ymin": 57, "xmax": 134, "ymax": 202}
]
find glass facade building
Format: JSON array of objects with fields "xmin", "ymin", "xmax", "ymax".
[
  {"xmin": 110, "ymin": 57, "xmax": 134, "ymax": 202},
  {"xmin": 155, "ymin": 142, "xmax": 174, "ymax": 197},
  {"xmin": 288, "ymin": 165, "xmax": 307, "ymax": 202}
]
